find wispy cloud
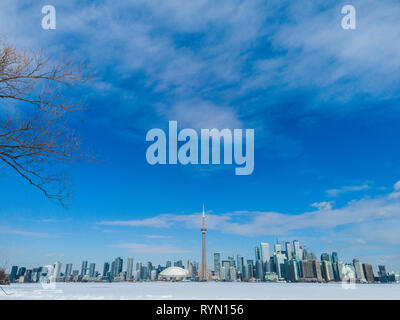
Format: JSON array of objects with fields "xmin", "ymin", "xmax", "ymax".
[
  {"xmin": 110, "ymin": 243, "xmax": 190, "ymax": 254},
  {"xmin": 310, "ymin": 201, "xmax": 334, "ymax": 211},
  {"xmin": 4, "ymin": 0, "xmax": 400, "ymax": 150},
  {"xmin": 145, "ymin": 234, "xmax": 172, "ymax": 239},
  {"xmin": 99, "ymin": 182, "xmax": 400, "ymax": 247},
  {"xmin": 0, "ymin": 227, "xmax": 57, "ymax": 238},
  {"xmin": 326, "ymin": 183, "xmax": 371, "ymax": 197},
  {"xmin": 388, "ymin": 180, "xmax": 400, "ymax": 199}
]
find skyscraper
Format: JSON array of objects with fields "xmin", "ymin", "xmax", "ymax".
[
  {"xmin": 353, "ymin": 259, "xmax": 366, "ymax": 282},
  {"xmin": 10, "ymin": 266, "xmax": 18, "ymax": 282},
  {"xmin": 255, "ymin": 260, "xmax": 264, "ymax": 280},
  {"xmin": 112, "ymin": 257, "xmax": 123, "ymax": 278},
  {"xmin": 88, "ymin": 263, "xmax": 96, "ymax": 277},
  {"xmin": 378, "ymin": 265, "xmax": 388, "ymax": 283},
  {"xmin": 103, "ymin": 262, "xmax": 110, "ymax": 277},
  {"xmin": 53, "ymin": 261, "xmax": 62, "ymax": 277},
  {"xmin": 255, "ymin": 246, "xmax": 261, "ymax": 261},
  {"xmin": 260, "ymin": 242, "xmax": 270, "ymax": 274},
  {"xmin": 213, "ymin": 253, "xmax": 221, "ymax": 279},
  {"xmin": 200, "ymin": 204, "xmax": 207, "ymax": 281},
  {"xmin": 81, "ymin": 261, "xmax": 88, "ymax": 276},
  {"xmin": 127, "ymin": 257, "xmax": 133, "ymax": 280},
  {"xmin": 293, "ymin": 240, "xmax": 302, "ymax": 261},
  {"xmin": 362, "ymin": 264, "xmax": 375, "ymax": 282},
  {"xmin": 236, "ymin": 255, "xmax": 244, "ymax": 277},
  {"xmin": 260, "ymin": 242, "xmax": 270, "ymax": 263},
  {"xmin": 65, "ymin": 263, "xmax": 73, "ymax": 277},
  {"xmin": 285, "ymin": 242, "xmax": 292, "ymax": 260}
]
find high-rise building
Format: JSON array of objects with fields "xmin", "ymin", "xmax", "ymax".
[
  {"xmin": 274, "ymin": 252, "xmax": 286, "ymax": 279},
  {"xmin": 213, "ymin": 253, "xmax": 221, "ymax": 279},
  {"xmin": 321, "ymin": 260, "xmax": 334, "ymax": 281},
  {"xmin": 102, "ymin": 262, "xmax": 110, "ymax": 277},
  {"xmin": 10, "ymin": 266, "xmax": 18, "ymax": 282},
  {"xmin": 260, "ymin": 242, "xmax": 270, "ymax": 274},
  {"xmin": 236, "ymin": 255, "xmax": 244, "ymax": 277},
  {"xmin": 299, "ymin": 260, "xmax": 323, "ymax": 282},
  {"xmin": 246, "ymin": 262, "xmax": 254, "ymax": 279},
  {"xmin": 293, "ymin": 240, "xmax": 301, "ymax": 261},
  {"xmin": 353, "ymin": 259, "xmax": 366, "ymax": 282},
  {"xmin": 166, "ymin": 261, "xmax": 172, "ymax": 268},
  {"xmin": 362, "ymin": 264, "xmax": 375, "ymax": 282},
  {"xmin": 260, "ymin": 242, "xmax": 270, "ymax": 263},
  {"xmin": 65, "ymin": 263, "xmax": 73, "ymax": 277},
  {"xmin": 53, "ymin": 261, "xmax": 62, "ymax": 277},
  {"xmin": 255, "ymin": 260, "xmax": 264, "ymax": 280},
  {"xmin": 378, "ymin": 265, "xmax": 388, "ymax": 283},
  {"xmin": 127, "ymin": 257, "xmax": 133, "ymax": 280},
  {"xmin": 255, "ymin": 247, "xmax": 261, "ymax": 261},
  {"xmin": 81, "ymin": 261, "xmax": 88, "ymax": 276},
  {"xmin": 88, "ymin": 263, "xmax": 96, "ymax": 277},
  {"xmin": 222, "ymin": 260, "xmax": 231, "ymax": 280},
  {"xmin": 112, "ymin": 257, "xmax": 123, "ymax": 278},
  {"xmin": 229, "ymin": 266, "xmax": 237, "ymax": 281},
  {"xmin": 332, "ymin": 252, "xmax": 339, "ymax": 263},
  {"xmin": 200, "ymin": 204, "xmax": 207, "ymax": 281},
  {"xmin": 285, "ymin": 242, "xmax": 292, "ymax": 260},
  {"xmin": 286, "ymin": 259, "xmax": 300, "ymax": 282}
]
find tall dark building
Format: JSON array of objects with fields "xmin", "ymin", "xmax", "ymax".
[
  {"xmin": 81, "ymin": 261, "xmax": 88, "ymax": 276},
  {"xmin": 10, "ymin": 266, "xmax": 18, "ymax": 282},
  {"xmin": 362, "ymin": 263, "xmax": 375, "ymax": 282},
  {"xmin": 111, "ymin": 257, "xmax": 123, "ymax": 278},
  {"xmin": 378, "ymin": 265, "xmax": 388, "ymax": 283},
  {"xmin": 299, "ymin": 260, "xmax": 323, "ymax": 282},
  {"xmin": 102, "ymin": 262, "xmax": 110, "ymax": 277}
]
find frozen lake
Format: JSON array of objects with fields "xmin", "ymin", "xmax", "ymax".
[{"xmin": 1, "ymin": 282, "xmax": 399, "ymax": 300}]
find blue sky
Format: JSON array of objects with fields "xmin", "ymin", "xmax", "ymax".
[{"xmin": 1, "ymin": 0, "xmax": 400, "ymax": 273}]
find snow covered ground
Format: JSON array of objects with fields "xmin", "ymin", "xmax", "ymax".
[{"xmin": 1, "ymin": 282, "xmax": 399, "ymax": 300}]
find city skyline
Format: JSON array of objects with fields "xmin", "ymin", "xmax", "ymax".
[{"xmin": 6, "ymin": 238, "xmax": 399, "ymax": 284}]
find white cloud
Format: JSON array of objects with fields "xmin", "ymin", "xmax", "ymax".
[
  {"xmin": 326, "ymin": 183, "xmax": 370, "ymax": 197},
  {"xmin": 388, "ymin": 180, "xmax": 400, "ymax": 198},
  {"xmin": 110, "ymin": 243, "xmax": 190, "ymax": 254},
  {"xmin": 310, "ymin": 201, "xmax": 334, "ymax": 211},
  {"xmin": 0, "ymin": 227, "xmax": 56, "ymax": 238},
  {"xmin": 99, "ymin": 186, "xmax": 400, "ymax": 246},
  {"xmin": 145, "ymin": 234, "xmax": 172, "ymax": 239}
]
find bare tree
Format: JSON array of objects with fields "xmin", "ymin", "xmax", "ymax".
[
  {"xmin": 0, "ymin": 268, "xmax": 9, "ymax": 284},
  {"xmin": 0, "ymin": 41, "xmax": 94, "ymax": 206}
]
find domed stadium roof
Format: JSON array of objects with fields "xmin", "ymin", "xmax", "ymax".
[{"xmin": 159, "ymin": 267, "xmax": 189, "ymax": 277}]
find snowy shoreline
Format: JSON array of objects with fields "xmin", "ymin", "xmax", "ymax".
[{"xmin": 1, "ymin": 282, "xmax": 399, "ymax": 300}]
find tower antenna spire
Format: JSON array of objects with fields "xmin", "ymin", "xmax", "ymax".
[{"xmin": 201, "ymin": 203, "xmax": 207, "ymax": 281}]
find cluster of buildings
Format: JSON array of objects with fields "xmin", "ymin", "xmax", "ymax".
[
  {"xmin": 213, "ymin": 241, "xmax": 399, "ymax": 283},
  {"xmin": 6, "ymin": 208, "xmax": 400, "ymax": 284},
  {"xmin": 7, "ymin": 239, "xmax": 400, "ymax": 284}
]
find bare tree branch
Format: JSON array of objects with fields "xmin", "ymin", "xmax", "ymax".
[{"xmin": 0, "ymin": 41, "xmax": 95, "ymax": 206}]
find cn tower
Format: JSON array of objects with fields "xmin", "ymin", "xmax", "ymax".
[{"xmin": 201, "ymin": 204, "xmax": 207, "ymax": 281}]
